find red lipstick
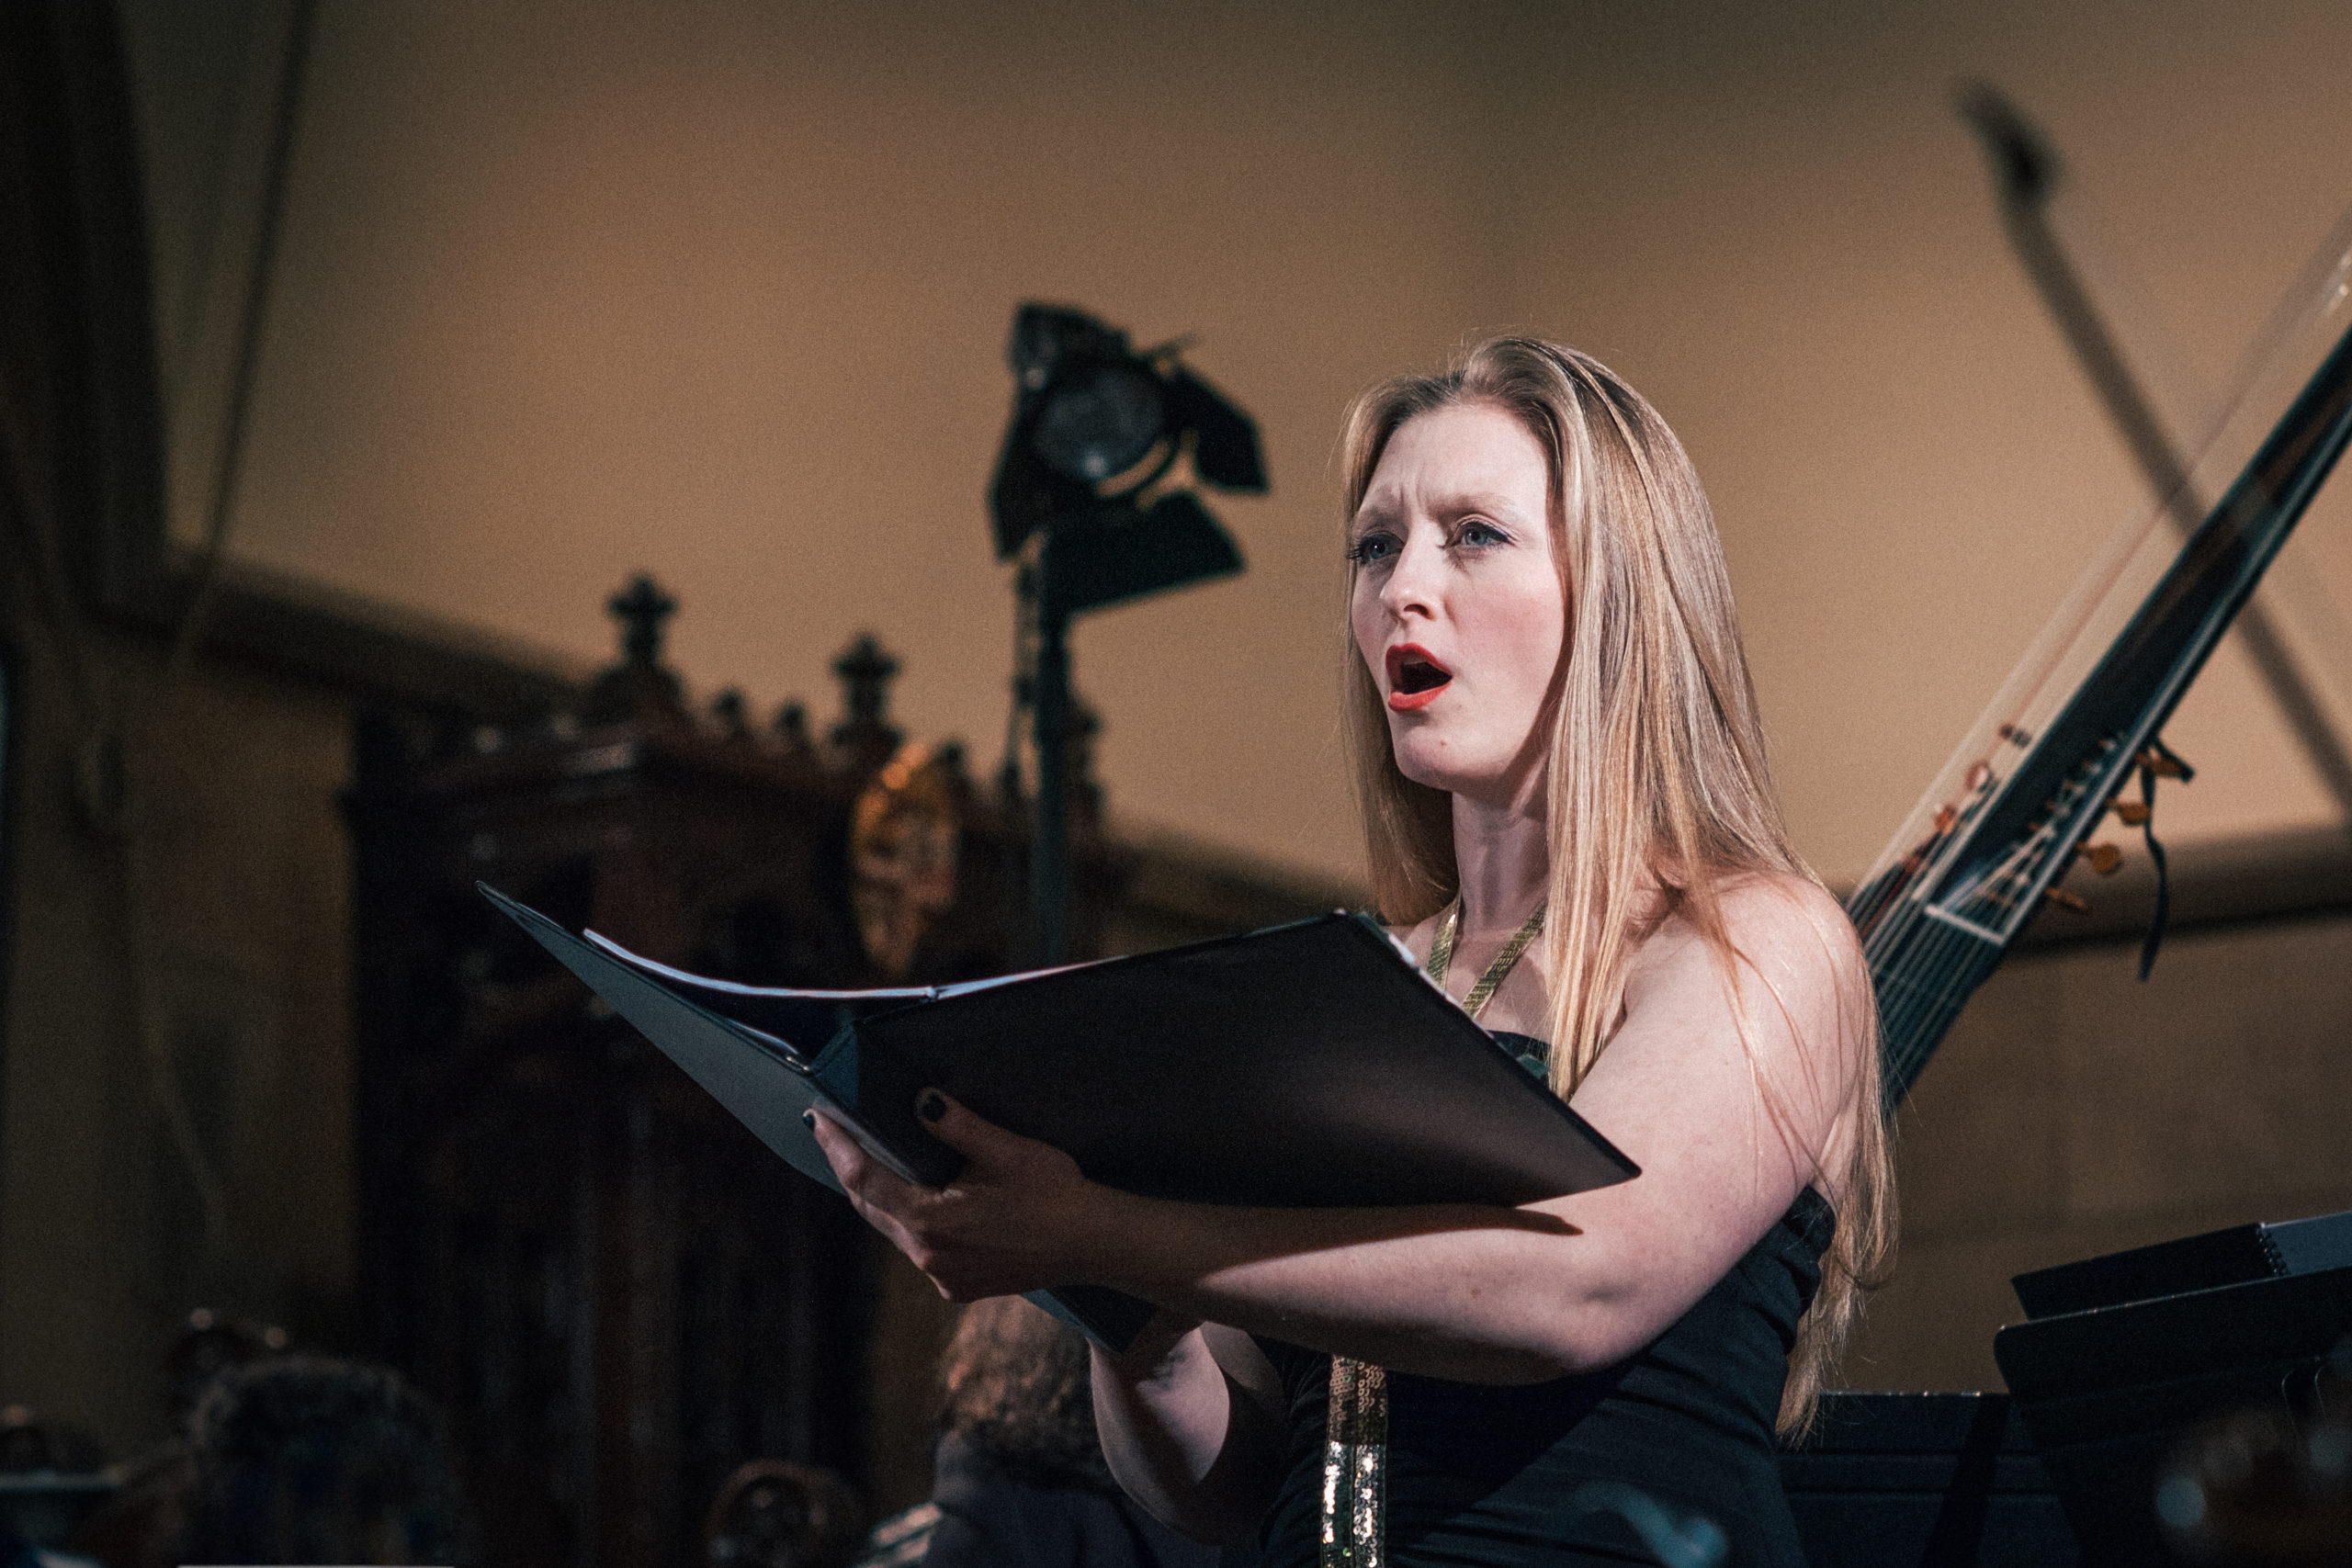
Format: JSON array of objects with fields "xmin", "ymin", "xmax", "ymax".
[{"xmin": 1385, "ymin": 644, "xmax": 1453, "ymax": 712}]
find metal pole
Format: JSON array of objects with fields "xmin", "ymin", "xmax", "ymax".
[{"xmin": 1031, "ymin": 541, "xmax": 1073, "ymax": 963}]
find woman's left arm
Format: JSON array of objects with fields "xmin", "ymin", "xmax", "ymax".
[{"xmin": 812, "ymin": 880, "xmax": 1864, "ymax": 1385}]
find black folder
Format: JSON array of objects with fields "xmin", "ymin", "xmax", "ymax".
[{"xmin": 480, "ymin": 883, "xmax": 1638, "ymax": 1348}]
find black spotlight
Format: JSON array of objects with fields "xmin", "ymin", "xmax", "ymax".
[
  {"xmin": 990, "ymin": 304, "xmax": 1263, "ymax": 609},
  {"xmin": 989, "ymin": 303, "xmax": 1266, "ymax": 959}
]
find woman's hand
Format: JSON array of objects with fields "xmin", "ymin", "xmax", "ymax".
[{"xmin": 808, "ymin": 1090, "xmax": 1116, "ymax": 1301}]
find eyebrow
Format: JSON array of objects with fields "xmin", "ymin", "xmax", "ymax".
[
  {"xmin": 1439, "ymin": 491, "xmax": 1531, "ymax": 521},
  {"xmin": 1351, "ymin": 490, "xmax": 1533, "ymax": 529}
]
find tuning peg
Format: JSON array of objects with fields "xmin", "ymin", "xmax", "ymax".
[
  {"xmin": 2075, "ymin": 841, "xmax": 2124, "ymax": 874},
  {"xmin": 2136, "ymin": 745, "xmax": 2193, "ymax": 780},
  {"xmin": 2109, "ymin": 799, "xmax": 2151, "ymax": 826},
  {"xmin": 2042, "ymin": 886, "xmax": 2091, "ymax": 914}
]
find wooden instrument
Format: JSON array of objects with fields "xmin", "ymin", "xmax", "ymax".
[{"xmin": 1847, "ymin": 220, "xmax": 2352, "ymax": 1103}]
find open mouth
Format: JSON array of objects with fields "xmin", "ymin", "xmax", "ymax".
[
  {"xmin": 1396, "ymin": 660, "xmax": 1450, "ymax": 694},
  {"xmin": 1385, "ymin": 645, "xmax": 1453, "ymax": 709}
]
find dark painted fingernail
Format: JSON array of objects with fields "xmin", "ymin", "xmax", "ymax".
[
  {"xmin": 918, "ymin": 1090, "xmax": 946, "ymax": 1123},
  {"xmin": 801, "ymin": 1111, "xmax": 816, "ymax": 1129}
]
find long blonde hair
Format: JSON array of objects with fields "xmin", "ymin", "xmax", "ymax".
[{"xmin": 1340, "ymin": 337, "xmax": 1894, "ymax": 1433}]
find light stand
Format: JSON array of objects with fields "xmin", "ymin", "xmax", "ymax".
[
  {"xmin": 989, "ymin": 305, "xmax": 1266, "ymax": 962},
  {"xmin": 1030, "ymin": 562, "xmax": 1077, "ymax": 963}
]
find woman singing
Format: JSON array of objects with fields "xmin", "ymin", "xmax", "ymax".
[{"xmin": 812, "ymin": 337, "xmax": 1895, "ymax": 1566}]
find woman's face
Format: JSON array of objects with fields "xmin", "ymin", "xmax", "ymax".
[{"xmin": 1349, "ymin": 401, "xmax": 1566, "ymax": 807}]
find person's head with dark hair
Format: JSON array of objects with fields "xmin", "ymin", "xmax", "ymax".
[
  {"xmin": 934, "ymin": 1297, "xmax": 1104, "ymax": 1490},
  {"xmin": 891, "ymin": 1299, "xmax": 1217, "ymax": 1568},
  {"xmin": 172, "ymin": 1356, "xmax": 468, "ymax": 1566},
  {"xmin": 166, "ymin": 1310, "xmax": 288, "ymax": 1427},
  {"xmin": 703, "ymin": 1460, "xmax": 864, "ymax": 1568}
]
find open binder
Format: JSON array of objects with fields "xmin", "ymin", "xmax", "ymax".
[{"xmin": 480, "ymin": 882, "xmax": 1637, "ymax": 1348}]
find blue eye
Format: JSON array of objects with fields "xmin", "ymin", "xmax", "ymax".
[
  {"xmin": 1455, "ymin": 520, "xmax": 1510, "ymax": 548},
  {"xmin": 1345, "ymin": 532, "xmax": 1399, "ymax": 565}
]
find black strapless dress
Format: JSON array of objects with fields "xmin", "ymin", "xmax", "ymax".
[{"xmin": 1249, "ymin": 1032, "xmax": 1833, "ymax": 1568}]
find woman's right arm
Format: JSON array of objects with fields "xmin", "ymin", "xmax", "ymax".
[{"xmin": 1091, "ymin": 1318, "xmax": 1288, "ymax": 1543}]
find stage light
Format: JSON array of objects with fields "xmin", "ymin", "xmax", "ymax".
[
  {"xmin": 989, "ymin": 303, "xmax": 1264, "ymax": 570},
  {"xmin": 1044, "ymin": 491, "xmax": 1242, "ymax": 619},
  {"xmin": 987, "ymin": 303, "xmax": 1266, "ymax": 959},
  {"xmin": 1033, "ymin": 361, "xmax": 1166, "ymax": 484}
]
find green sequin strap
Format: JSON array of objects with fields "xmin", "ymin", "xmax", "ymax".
[{"xmin": 1320, "ymin": 1359, "xmax": 1388, "ymax": 1568}]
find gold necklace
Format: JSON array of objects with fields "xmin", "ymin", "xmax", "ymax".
[
  {"xmin": 1426, "ymin": 897, "xmax": 1548, "ymax": 1020},
  {"xmin": 1320, "ymin": 896, "xmax": 1544, "ymax": 1568}
]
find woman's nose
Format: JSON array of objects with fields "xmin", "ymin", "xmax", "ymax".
[{"xmin": 1380, "ymin": 535, "xmax": 1444, "ymax": 618}]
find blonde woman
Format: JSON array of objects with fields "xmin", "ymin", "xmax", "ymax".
[{"xmin": 814, "ymin": 338, "xmax": 1894, "ymax": 1566}]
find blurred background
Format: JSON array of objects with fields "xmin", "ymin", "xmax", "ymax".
[
  {"xmin": 5, "ymin": 2, "xmax": 2352, "ymax": 1564},
  {"xmin": 120, "ymin": 0, "xmax": 2352, "ymax": 883}
]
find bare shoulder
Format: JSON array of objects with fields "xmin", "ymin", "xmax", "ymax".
[
  {"xmin": 1716, "ymin": 872, "xmax": 1865, "ymax": 988},
  {"xmin": 1574, "ymin": 870, "xmax": 1868, "ymax": 1219},
  {"xmin": 1623, "ymin": 870, "xmax": 1865, "ymax": 1049}
]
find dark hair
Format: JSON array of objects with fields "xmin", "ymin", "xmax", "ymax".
[
  {"xmin": 173, "ymin": 1356, "xmax": 469, "ymax": 1566},
  {"xmin": 934, "ymin": 1298, "xmax": 1106, "ymax": 1489},
  {"xmin": 702, "ymin": 1460, "xmax": 864, "ymax": 1568}
]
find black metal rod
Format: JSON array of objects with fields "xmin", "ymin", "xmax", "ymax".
[
  {"xmin": 169, "ymin": 0, "xmax": 319, "ymax": 692},
  {"xmin": 1031, "ymin": 547, "xmax": 1073, "ymax": 964}
]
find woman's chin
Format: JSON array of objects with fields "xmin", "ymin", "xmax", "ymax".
[{"xmin": 1392, "ymin": 743, "xmax": 1500, "ymax": 799}]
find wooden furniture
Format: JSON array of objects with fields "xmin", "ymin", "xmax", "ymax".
[{"xmin": 345, "ymin": 581, "xmax": 1119, "ymax": 1568}]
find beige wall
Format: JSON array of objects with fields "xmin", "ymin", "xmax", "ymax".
[
  {"xmin": 90, "ymin": 0, "xmax": 2352, "ymax": 1441},
  {"xmin": 1487, "ymin": 4, "xmax": 2352, "ymax": 881},
  {"xmin": 1857, "ymin": 908, "xmax": 2352, "ymax": 1392},
  {"xmin": 122, "ymin": 0, "xmax": 2352, "ymax": 895}
]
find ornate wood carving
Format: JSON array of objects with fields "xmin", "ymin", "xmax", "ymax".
[{"xmin": 347, "ymin": 582, "xmax": 1122, "ymax": 1568}]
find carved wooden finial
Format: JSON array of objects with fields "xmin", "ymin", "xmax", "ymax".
[
  {"xmin": 833, "ymin": 635, "xmax": 899, "ymax": 727},
  {"xmin": 830, "ymin": 634, "xmax": 903, "ymax": 773},
  {"xmin": 608, "ymin": 574, "xmax": 678, "ymax": 668},
  {"xmin": 773, "ymin": 702, "xmax": 814, "ymax": 758},
  {"xmin": 582, "ymin": 574, "xmax": 686, "ymax": 726},
  {"xmin": 709, "ymin": 687, "xmax": 752, "ymax": 742}
]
